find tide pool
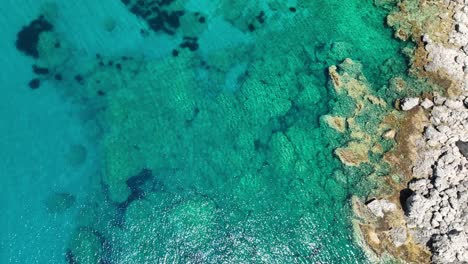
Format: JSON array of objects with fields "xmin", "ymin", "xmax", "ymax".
[{"xmin": 1, "ymin": 0, "xmax": 410, "ymax": 263}]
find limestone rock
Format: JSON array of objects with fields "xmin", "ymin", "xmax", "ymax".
[
  {"xmin": 388, "ymin": 226, "xmax": 407, "ymax": 247},
  {"xmin": 404, "ymin": 93, "xmax": 468, "ymax": 263},
  {"xmin": 420, "ymin": 98, "xmax": 434, "ymax": 109},
  {"xmin": 400, "ymin": 97, "xmax": 419, "ymax": 111},
  {"xmin": 383, "ymin": 129, "xmax": 396, "ymax": 139},
  {"xmin": 431, "ymin": 231, "xmax": 468, "ymax": 263},
  {"xmin": 366, "ymin": 199, "xmax": 397, "ymax": 218}
]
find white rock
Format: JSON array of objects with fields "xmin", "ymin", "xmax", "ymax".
[
  {"xmin": 409, "ymin": 179, "xmax": 432, "ymax": 194},
  {"xmin": 434, "ymin": 95, "xmax": 446, "ymax": 105},
  {"xmin": 388, "ymin": 227, "xmax": 407, "ymax": 247},
  {"xmin": 445, "ymin": 99, "xmax": 465, "ymax": 109},
  {"xmin": 400, "ymin": 97, "xmax": 420, "ymax": 111},
  {"xmin": 421, "ymin": 98, "xmax": 434, "ymax": 109},
  {"xmin": 391, "ymin": 7, "xmax": 468, "ymax": 260},
  {"xmin": 366, "ymin": 199, "xmax": 397, "ymax": 218},
  {"xmin": 383, "ymin": 129, "xmax": 396, "ymax": 139},
  {"xmin": 431, "ymin": 231, "xmax": 468, "ymax": 263}
]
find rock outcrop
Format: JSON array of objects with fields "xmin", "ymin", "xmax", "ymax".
[
  {"xmin": 400, "ymin": 97, "xmax": 420, "ymax": 111},
  {"xmin": 357, "ymin": 1, "xmax": 468, "ymax": 262},
  {"xmin": 404, "ymin": 93, "xmax": 468, "ymax": 263}
]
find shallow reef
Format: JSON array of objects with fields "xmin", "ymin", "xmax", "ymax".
[{"xmin": 7, "ymin": 0, "xmax": 450, "ymax": 263}]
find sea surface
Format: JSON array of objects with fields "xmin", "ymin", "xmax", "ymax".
[{"xmin": 1, "ymin": 0, "xmax": 409, "ymax": 263}]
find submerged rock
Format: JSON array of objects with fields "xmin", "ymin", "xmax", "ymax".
[
  {"xmin": 65, "ymin": 144, "xmax": 87, "ymax": 167},
  {"xmin": 323, "ymin": 115, "xmax": 346, "ymax": 133},
  {"xmin": 67, "ymin": 228, "xmax": 109, "ymax": 264},
  {"xmin": 335, "ymin": 141, "xmax": 369, "ymax": 167},
  {"xmin": 382, "ymin": 129, "xmax": 396, "ymax": 139},
  {"xmin": 15, "ymin": 15, "xmax": 53, "ymax": 58},
  {"xmin": 45, "ymin": 192, "xmax": 75, "ymax": 213}
]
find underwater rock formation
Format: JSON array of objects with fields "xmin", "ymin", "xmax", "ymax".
[
  {"xmin": 15, "ymin": 15, "xmax": 53, "ymax": 58},
  {"xmin": 387, "ymin": 0, "xmax": 467, "ymax": 94},
  {"xmin": 44, "ymin": 192, "xmax": 76, "ymax": 213},
  {"xmin": 325, "ymin": 58, "xmax": 395, "ymax": 172},
  {"xmin": 12, "ymin": 0, "xmax": 432, "ymax": 262},
  {"xmin": 66, "ymin": 227, "xmax": 111, "ymax": 264},
  {"xmin": 121, "ymin": 0, "xmax": 186, "ymax": 35}
]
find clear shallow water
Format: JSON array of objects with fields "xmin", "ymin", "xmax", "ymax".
[{"xmin": 1, "ymin": 0, "xmax": 407, "ymax": 263}]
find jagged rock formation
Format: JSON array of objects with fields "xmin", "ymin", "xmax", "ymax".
[
  {"xmin": 405, "ymin": 93, "xmax": 468, "ymax": 263},
  {"xmin": 354, "ymin": 1, "xmax": 468, "ymax": 262}
]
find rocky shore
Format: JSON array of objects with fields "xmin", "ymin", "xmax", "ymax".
[
  {"xmin": 355, "ymin": 0, "xmax": 468, "ymax": 263},
  {"xmin": 405, "ymin": 93, "xmax": 468, "ymax": 263}
]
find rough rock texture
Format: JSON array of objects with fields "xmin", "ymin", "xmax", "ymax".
[
  {"xmin": 367, "ymin": 199, "xmax": 397, "ymax": 218},
  {"xmin": 422, "ymin": 0, "xmax": 468, "ymax": 93},
  {"xmin": 405, "ymin": 93, "xmax": 468, "ymax": 263},
  {"xmin": 326, "ymin": 59, "xmax": 394, "ymax": 172},
  {"xmin": 400, "ymin": 97, "xmax": 420, "ymax": 111},
  {"xmin": 370, "ymin": 1, "xmax": 468, "ymax": 262},
  {"xmin": 352, "ymin": 195, "xmax": 432, "ymax": 264},
  {"xmin": 386, "ymin": 0, "xmax": 464, "ymax": 95}
]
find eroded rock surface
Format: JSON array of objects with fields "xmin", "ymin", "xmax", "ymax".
[{"xmin": 405, "ymin": 93, "xmax": 468, "ymax": 263}]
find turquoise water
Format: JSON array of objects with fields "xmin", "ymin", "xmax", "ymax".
[{"xmin": 1, "ymin": 0, "xmax": 408, "ymax": 263}]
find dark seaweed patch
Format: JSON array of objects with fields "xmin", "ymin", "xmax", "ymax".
[
  {"xmin": 115, "ymin": 169, "xmax": 155, "ymax": 226},
  {"xmin": 54, "ymin": 74, "xmax": 63, "ymax": 81},
  {"xmin": 32, "ymin": 65, "xmax": 49, "ymax": 75},
  {"xmin": 180, "ymin": 36, "xmax": 198, "ymax": 51},
  {"xmin": 28, "ymin": 78, "xmax": 41, "ymax": 89},
  {"xmin": 121, "ymin": 0, "xmax": 184, "ymax": 35},
  {"xmin": 256, "ymin": 11, "xmax": 265, "ymax": 24},
  {"xmin": 15, "ymin": 15, "xmax": 53, "ymax": 58},
  {"xmin": 74, "ymin": 74, "xmax": 84, "ymax": 85}
]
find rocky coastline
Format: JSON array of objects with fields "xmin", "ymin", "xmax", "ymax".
[
  {"xmin": 354, "ymin": 0, "xmax": 468, "ymax": 263},
  {"xmin": 12, "ymin": 0, "xmax": 465, "ymax": 262}
]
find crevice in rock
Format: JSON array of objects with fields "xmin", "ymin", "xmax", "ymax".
[
  {"xmin": 455, "ymin": 140, "xmax": 468, "ymax": 159},
  {"xmin": 114, "ymin": 168, "xmax": 154, "ymax": 226},
  {"xmin": 399, "ymin": 188, "xmax": 414, "ymax": 212}
]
